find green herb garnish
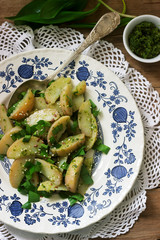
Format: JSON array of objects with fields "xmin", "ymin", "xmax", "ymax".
[
  {"xmin": 71, "ymin": 145, "xmax": 86, "ymax": 159},
  {"xmin": 59, "ymin": 191, "xmax": 84, "ymax": 206},
  {"xmin": 22, "ymin": 135, "xmax": 31, "ymax": 143},
  {"xmin": 89, "ymin": 99, "xmax": 100, "ymax": 117},
  {"xmin": 80, "ymin": 165, "xmax": 93, "ymax": 185},
  {"xmin": 93, "ymin": 138, "xmax": 110, "ymax": 154},
  {"xmin": 28, "ymin": 191, "xmax": 40, "ymax": 202},
  {"xmin": 11, "ymin": 129, "xmax": 26, "ymax": 141},
  {"xmin": 0, "ymin": 134, "xmax": 4, "ymax": 140},
  {"xmin": 0, "ymin": 154, "xmax": 5, "ymax": 161}
]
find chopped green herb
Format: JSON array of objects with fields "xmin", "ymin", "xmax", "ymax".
[
  {"xmin": 18, "ymin": 91, "xmax": 26, "ymax": 100},
  {"xmin": 11, "ymin": 129, "xmax": 26, "ymax": 141},
  {"xmin": 80, "ymin": 165, "xmax": 93, "ymax": 185},
  {"xmin": 71, "ymin": 145, "xmax": 86, "ymax": 159},
  {"xmin": 0, "ymin": 154, "xmax": 5, "ymax": 161},
  {"xmin": 40, "ymin": 143, "xmax": 49, "ymax": 157},
  {"xmin": 60, "ymin": 162, "xmax": 69, "ymax": 170},
  {"xmin": 7, "ymin": 101, "xmax": 19, "ymax": 117},
  {"xmin": 48, "ymin": 79, "xmax": 55, "ymax": 87},
  {"xmin": 22, "ymin": 201, "xmax": 31, "ymax": 209},
  {"xmin": 70, "ymin": 120, "xmax": 78, "ymax": 133},
  {"xmin": 22, "ymin": 135, "xmax": 31, "ymax": 143},
  {"xmin": 89, "ymin": 99, "xmax": 100, "ymax": 117},
  {"xmin": 0, "ymin": 134, "xmax": 4, "ymax": 140},
  {"xmin": 28, "ymin": 191, "xmax": 40, "ymax": 202},
  {"xmin": 66, "ymin": 95, "xmax": 72, "ymax": 107},
  {"xmin": 59, "ymin": 191, "xmax": 84, "ymax": 206},
  {"xmin": 32, "ymin": 89, "xmax": 45, "ymax": 98},
  {"xmin": 52, "ymin": 124, "xmax": 63, "ymax": 135},
  {"xmin": 93, "ymin": 138, "xmax": 110, "ymax": 154}
]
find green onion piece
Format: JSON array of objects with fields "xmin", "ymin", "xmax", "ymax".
[
  {"xmin": 23, "ymin": 135, "xmax": 31, "ymax": 143},
  {"xmin": 80, "ymin": 165, "xmax": 93, "ymax": 185},
  {"xmin": 47, "ymin": 80, "xmax": 55, "ymax": 87},
  {"xmin": 0, "ymin": 134, "xmax": 4, "ymax": 140},
  {"xmin": 11, "ymin": 129, "xmax": 26, "ymax": 141},
  {"xmin": 28, "ymin": 191, "xmax": 40, "ymax": 202},
  {"xmin": 22, "ymin": 201, "xmax": 31, "ymax": 209},
  {"xmin": 59, "ymin": 191, "xmax": 84, "ymax": 206},
  {"xmin": 60, "ymin": 162, "xmax": 69, "ymax": 170},
  {"xmin": 70, "ymin": 120, "xmax": 78, "ymax": 133},
  {"xmin": 52, "ymin": 124, "xmax": 63, "ymax": 135},
  {"xmin": 89, "ymin": 99, "xmax": 100, "ymax": 117},
  {"xmin": 93, "ymin": 138, "xmax": 110, "ymax": 154},
  {"xmin": 18, "ymin": 91, "xmax": 26, "ymax": 100},
  {"xmin": 71, "ymin": 146, "xmax": 86, "ymax": 159},
  {"xmin": 40, "ymin": 144, "xmax": 49, "ymax": 157},
  {"xmin": 7, "ymin": 101, "xmax": 19, "ymax": 117},
  {"xmin": 0, "ymin": 154, "xmax": 5, "ymax": 161}
]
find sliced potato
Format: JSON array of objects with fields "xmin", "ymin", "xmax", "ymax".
[
  {"xmin": 0, "ymin": 126, "xmax": 22, "ymax": 154},
  {"xmin": 72, "ymin": 94, "xmax": 84, "ymax": 112},
  {"xmin": 47, "ymin": 101, "xmax": 63, "ymax": 116},
  {"xmin": 45, "ymin": 77, "xmax": 71, "ymax": 104},
  {"xmin": 51, "ymin": 133, "xmax": 85, "ymax": 157},
  {"xmin": 60, "ymin": 83, "xmax": 73, "ymax": 116},
  {"xmin": 78, "ymin": 157, "xmax": 94, "ymax": 195},
  {"xmin": 36, "ymin": 159, "xmax": 62, "ymax": 186},
  {"xmin": 0, "ymin": 104, "xmax": 13, "ymax": 133},
  {"xmin": 7, "ymin": 136, "xmax": 44, "ymax": 159},
  {"xmin": 26, "ymin": 108, "xmax": 60, "ymax": 126},
  {"xmin": 34, "ymin": 97, "xmax": 47, "ymax": 110},
  {"xmin": 73, "ymin": 81, "xmax": 86, "ymax": 96},
  {"xmin": 9, "ymin": 158, "xmax": 27, "ymax": 188},
  {"xmin": 47, "ymin": 116, "xmax": 70, "ymax": 145},
  {"xmin": 38, "ymin": 181, "xmax": 67, "ymax": 192},
  {"xmin": 9, "ymin": 89, "xmax": 34, "ymax": 120},
  {"xmin": 65, "ymin": 156, "xmax": 84, "ymax": 193},
  {"xmin": 78, "ymin": 100, "xmax": 92, "ymax": 137},
  {"xmin": 85, "ymin": 114, "xmax": 98, "ymax": 151}
]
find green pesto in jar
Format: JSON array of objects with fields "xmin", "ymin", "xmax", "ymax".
[{"xmin": 128, "ymin": 21, "xmax": 160, "ymax": 59}]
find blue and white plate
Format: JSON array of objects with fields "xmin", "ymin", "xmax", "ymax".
[{"xmin": 0, "ymin": 48, "xmax": 144, "ymax": 234}]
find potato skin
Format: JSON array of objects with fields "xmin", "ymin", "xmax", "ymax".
[
  {"xmin": 51, "ymin": 133, "xmax": 85, "ymax": 157},
  {"xmin": 9, "ymin": 89, "xmax": 34, "ymax": 120},
  {"xmin": 0, "ymin": 104, "xmax": 13, "ymax": 133},
  {"xmin": 0, "ymin": 126, "xmax": 22, "ymax": 155},
  {"xmin": 60, "ymin": 84, "xmax": 73, "ymax": 116},
  {"xmin": 7, "ymin": 136, "xmax": 44, "ymax": 159},
  {"xmin": 36, "ymin": 159, "xmax": 62, "ymax": 186},
  {"xmin": 65, "ymin": 156, "xmax": 84, "ymax": 193},
  {"xmin": 45, "ymin": 77, "xmax": 71, "ymax": 104},
  {"xmin": 73, "ymin": 81, "xmax": 86, "ymax": 96},
  {"xmin": 78, "ymin": 100, "xmax": 92, "ymax": 137},
  {"xmin": 9, "ymin": 158, "xmax": 27, "ymax": 188}
]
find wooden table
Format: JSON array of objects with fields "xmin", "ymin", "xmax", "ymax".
[{"xmin": 0, "ymin": 0, "xmax": 160, "ymax": 239}]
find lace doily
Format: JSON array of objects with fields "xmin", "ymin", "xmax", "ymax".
[{"xmin": 0, "ymin": 22, "xmax": 159, "ymax": 240}]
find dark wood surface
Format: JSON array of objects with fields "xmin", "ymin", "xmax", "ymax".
[{"xmin": 0, "ymin": 0, "xmax": 160, "ymax": 239}]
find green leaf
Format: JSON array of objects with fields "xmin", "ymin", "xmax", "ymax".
[
  {"xmin": 28, "ymin": 191, "xmax": 40, "ymax": 202},
  {"xmin": 22, "ymin": 135, "xmax": 31, "ymax": 143},
  {"xmin": 80, "ymin": 165, "xmax": 93, "ymax": 185},
  {"xmin": 0, "ymin": 154, "xmax": 5, "ymax": 161},
  {"xmin": 71, "ymin": 146, "xmax": 86, "ymax": 159},
  {"xmin": 89, "ymin": 99, "xmax": 100, "ymax": 117},
  {"xmin": 11, "ymin": 129, "xmax": 26, "ymax": 141},
  {"xmin": 119, "ymin": 17, "xmax": 132, "ymax": 27},
  {"xmin": 0, "ymin": 134, "xmax": 4, "ymax": 140},
  {"xmin": 41, "ymin": 0, "xmax": 77, "ymax": 19},
  {"xmin": 93, "ymin": 139, "xmax": 110, "ymax": 154},
  {"xmin": 7, "ymin": 3, "xmax": 100, "ymax": 24},
  {"xmin": 59, "ymin": 191, "xmax": 84, "ymax": 206},
  {"xmin": 22, "ymin": 201, "xmax": 31, "ymax": 209}
]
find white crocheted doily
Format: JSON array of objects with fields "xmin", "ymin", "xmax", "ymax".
[{"xmin": 0, "ymin": 22, "xmax": 159, "ymax": 240}]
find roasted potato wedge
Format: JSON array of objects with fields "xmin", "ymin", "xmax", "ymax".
[
  {"xmin": 38, "ymin": 181, "xmax": 67, "ymax": 192},
  {"xmin": 36, "ymin": 159, "xmax": 62, "ymax": 186},
  {"xmin": 9, "ymin": 158, "xmax": 27, "ymax": 188},
  {"xmin": 34, "ymin": 97, "xmax": 47, "ymax": 110},
  {"xmin": 72, "ymin": 94, "xmax": 84, "ymax": 112},
  {"xmin": 47, "ymin": 116, "xmax": 70, "ymax": 145},
  {"xmin": 85, "ymin": 114, "xmax": 98, "ymax": 151},
  {"xmin": 0, "ymin": 104, "xmax": 13, "ymax": 133},
  {"xmin": 60, "ymin": 83, "xmax": 73, "ymax": 116},
  {"xmin": 7, "ymin": 136, "xmax": 44, "ymax": 159},
  {"xmin": 51, "ymin": 133, "xmax": 85, "ymax": 157},
  {"xmin": 45, "ymin": 77, "xmax": 71, "ymax": 104},
  {"xmin": 78, "ymin": 100, "xmax": 92, "ymax": 137},
  {"xmin": 73, "ymin": 81, "xmax": 86, "ymax": 96},
  {"xmin": 9, "ymin": 89, "xmax": 34, "ymax": 120},
  {"xmin": 26, "ymin": 108, "xmax": 60, "ymax": 126},
  {"xmin": 47, "ymin": 101, "xmax": 63, "ymax": 116},
  {"xmin": 0, "ymin": 126, "xmax": 22, "ymax": 154},
  {"xmin": 65, "ymin": 156, "xmax": 84, "ymax": 193}
]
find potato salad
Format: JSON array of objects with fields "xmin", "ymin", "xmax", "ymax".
[{"xmin": 0, "ymin": 77, "xmax": 110, "ymax": 208}]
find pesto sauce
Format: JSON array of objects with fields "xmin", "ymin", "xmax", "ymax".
[{"xmin": 128, "ymin": 21, "xmax": 160, "ymax": 59}]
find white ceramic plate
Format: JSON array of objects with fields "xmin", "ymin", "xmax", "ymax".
[{"xmin": 0, "ymin": 48, "xmax": 144, "ymax": 234}]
